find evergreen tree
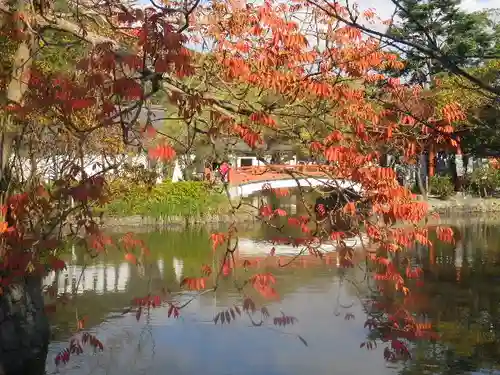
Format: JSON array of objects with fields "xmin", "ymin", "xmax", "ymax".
[{"xmin": 388, "ymin": 0, "xmax": 500, "ymax": 85}]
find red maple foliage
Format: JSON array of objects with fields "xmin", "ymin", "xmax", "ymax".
[{"xmin": 0, "ymin": 0, "xmax": 464, "ymax": 371}]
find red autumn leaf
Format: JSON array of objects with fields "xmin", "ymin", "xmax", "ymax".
[
  {"xmin": 125, "ymin": 253, "xmax": 137, "ymax": 264},
  {"xmin": 330, "ymin": 232, "xmax": 345, "ymax": 240},
  {"xmin": 113, "ymin": 77, "xmax": 143, "ymax": 99},
  {"xmin": 180, "ymin": 277, "xmax": 206, "ymax": 290},
  {"xmin": 210, "ymin": 233, "xmax": 226, "ymax": 252},
  {"xmin": 201, "ymin": 264, "xmax": 212, "ymax": 276},
  {"xmin": 69, "ymin": 98, "xmax": 96, "ymax": 110},
  {"xmin": 343, "ymin": 202, "xmax": 356, "ymax": 215},
  {"xmin": 50, "ymin": 257, "xmax": 66, "ymax": 271},
  {"xmin": 77, "ymin": 316, "xmax": 87, "ymax": 331},
  {"xmin": 273, "ymin": 208, "xmax": 287, "ymax": 216},
  {"xmin": 88, "ymin": 233, "xmax": 113, "ymax": 252},
  {"xmin": 0, "ymin": 221, "xmax": 8, "ymax": 234},
  {"xmin": 148, "ymin": 144, "xmax": 176, "ymax": 161},
  {"xmin": 45, "ymin": 303, "xmax": 57, "ymax": 314},
  {"xmin": 222, "ymin": 262, "xmax": 231, "ymax": 276},
  {"xmin": 259, "ymin": 205, "xmax": 274, "ymax": 218},
  {"xmin": 143, "ymin": 123, "xmax": 157, "ymax": 138}
]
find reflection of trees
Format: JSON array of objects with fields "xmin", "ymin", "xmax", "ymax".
[
  {"xmin": 395, "ymin": 222, "xmax": 500, "ymax": 374},
  {"xmin": 49, "ymin": 228, "xmax": 367, "ymax": 342},
  {"xmin": 239, "ymin": 191, "xmax": 321, "ymax": 240}
]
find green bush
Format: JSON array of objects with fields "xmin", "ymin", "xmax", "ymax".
[
  {"xmin": 429, "ymin": 175, "xmax": 455, "ymax": 199},
  {"xmin": 105, "ymin": 180, "xmax": 227, "ymax": 218},
  {"xmin": 467, "ymin": 166, "xmax": 500, "ymax": 197}
]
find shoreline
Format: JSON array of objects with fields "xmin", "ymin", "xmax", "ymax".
[
  {"xmin": 101, "ymin": 210, "xmax": 259, "ymax": 231},
  {"xmin": 427, "ymin": 196, "xmax": 500, "ymax": 214},
  {"xmin": 101, "ymin": 196, "xmax": 500, "ymax": 230}
]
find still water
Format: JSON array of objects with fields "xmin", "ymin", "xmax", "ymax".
[{"xmin": 45, "ymin": 217, "xmax": 500, "ymax": 375}]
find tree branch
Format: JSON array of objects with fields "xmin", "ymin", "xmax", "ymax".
[{"xmin": 306, "ymin": 0, "xmax": 500, "ymax": 98}]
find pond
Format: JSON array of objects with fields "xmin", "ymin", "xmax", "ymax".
[{"xmin": 45, "ymin": 216, "xmax": 500, "ymax": 375}]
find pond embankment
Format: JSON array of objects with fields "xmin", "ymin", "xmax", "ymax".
[
  {"xmin": 101, "ymin": 210, "xmax": 259, "ymax": 231},
  {"xmin": 427, "ymin": 196, "xmax": 500, "ymax": 214}
]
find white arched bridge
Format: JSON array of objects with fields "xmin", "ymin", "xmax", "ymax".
[{"xmin": 227, "ymin": 165, "xmax": 362, "ymax": 199}]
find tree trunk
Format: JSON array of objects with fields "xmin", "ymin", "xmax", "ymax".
[
  {"xmin": 416, "ymin": 156, "xmax": 427, "ymax": 199},
  {"xmin": 0, "ymin": 8, "xmax": 49, "ymax": 375},
  {"xmin": 0, "ymin": 277, "xmax": 50, "ymax": 375}
]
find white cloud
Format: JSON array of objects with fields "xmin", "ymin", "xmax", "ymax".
[
  {"xmin": 460, "ymin": 0, "xmax": 498, "ymax": 12},
  {"xmin": 353, "ymin": 0, "xmax": 496, "ymax": 20}
]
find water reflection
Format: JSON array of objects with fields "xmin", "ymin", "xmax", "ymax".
[
  {"xmin": 43, "ymin": 263, "xmax": 131, "ymax": 295},
  {"xmin": 391, "ymin": 221, "xmax": 500, "ymax": 375},
  {"xmin": 45, "ymin": 229, "xmax": 385, "ymax": 375},
  {"xmin": 45, "ymin": 218, "xmax": 500, "ymax": 375}
]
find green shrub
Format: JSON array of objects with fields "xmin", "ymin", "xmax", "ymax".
[
  {"xmin": 105, "ymin": 181, "xmax": 227, "ymax": 218},
  {"xmin": 429, "ymin": 175, "xmax": 455, "ymax": 199},
  {"xmin": 467, "ymin": 166, "xmax": 500, "ymax": 197}
]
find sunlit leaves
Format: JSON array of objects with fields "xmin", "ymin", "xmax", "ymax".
[
  {"xmin": 233, "ymin": 124, "xmax": 263, "ymax": 148},
  {"xmin": 180, "ymin": 277, "xmax": 207, "ymax": 290},
  {"xmin": 201, "ymin": 264, "xmax": 212, "ymax": 276},
  {"xmin": 210, "ymin": 233, "xmax": 227, "ymax": 252},
  {"xmin": 0, "ymin": 0, "xmax": 465, "ymax": 367},
  {"xmin": 249, "ymin": 112, "xmax": 277, "ymax": 129},
  {"xmin": 259, "ymin": 205, "xmax": 287, "ymax": 219},
  {"xmin": 436, "ymin": 225, "xmax": 455, "ymax": 243},
  {"xmin": 0, "ymin": 221, "xmax": 10, "ymax": 234},
  {"xmin": 148, "ymin": 144, "xmax": 177, "ymax": 161},
  {"xmin": 124, "ymin": 253, "xmax": 137, "ymax": 264},
  {"xmin": 250, "ymin": 273, "xmax": 279, "ymax": 299},
  {"xmin": 441, "ymin": 102, "xmax": 466, "ymax": 124}
]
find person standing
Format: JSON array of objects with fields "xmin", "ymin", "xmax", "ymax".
[{"xmin": 219, "ymin": 161, "xmax": 230, "ymax": 183}]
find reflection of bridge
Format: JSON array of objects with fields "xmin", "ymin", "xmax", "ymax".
[
  {"xmin": 41, "ymin": 235, "xmax": 367, "ymax": 296},
  {"xmin": 42, "ymin": 259, "xmax": 169, "ymax": 295},
  {"xmin": 237, "ymin": 236, "xmax": 368, "ymax": 256},
  {"xmin": 227, "ymin": 165, "xmax": 361, "ymax": 198},
  {"xmin": 234, "ymin": 237, "xmax": 371, "ymax": 269}
]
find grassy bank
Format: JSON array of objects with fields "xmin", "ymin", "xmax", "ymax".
[{"xmin": 103, "ymin": 181, "xmax": 230, "ymax": 220}]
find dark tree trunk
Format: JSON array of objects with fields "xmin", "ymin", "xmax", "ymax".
[
  {"xmin": 0, "ymin": 277, "xmax": 50, "ymax": 375},
  {"xmin": 416, "ymin": 155, "xmax": 427, "ymax": 199}
]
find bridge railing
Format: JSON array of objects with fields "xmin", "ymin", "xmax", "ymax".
[
  {"xmin": 228, "ymin": 164, "xmax": 331, "ymax": 183},
  {"xmin": 235, "ymin": 164, "xmax": 326, "ymax": 173}
]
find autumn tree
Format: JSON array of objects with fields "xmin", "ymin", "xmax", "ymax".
[
  {"xmin": 433, "ymin": 59, "xmax": 500, "ymax": 157},
  {"xmin": 0, "ymin": 0, "xmax": 463, "ymax": 374}
]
